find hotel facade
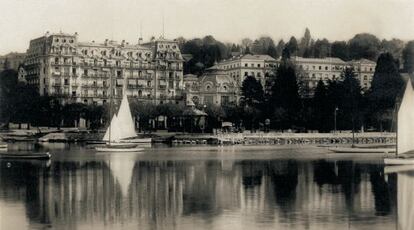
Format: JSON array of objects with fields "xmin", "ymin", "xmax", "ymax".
[{"xmin": 20, "ymin": 32, "xmax": 184, "ymax": 104}]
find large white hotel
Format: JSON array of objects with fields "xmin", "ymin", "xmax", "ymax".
[{"xmin": 20, "ymin": 32, "xmax": 184, "ymax": 105}]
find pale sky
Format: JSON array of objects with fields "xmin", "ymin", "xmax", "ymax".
[{"xmin": 1, "ymin": 0, "xmax": 414, "ymax": 54}]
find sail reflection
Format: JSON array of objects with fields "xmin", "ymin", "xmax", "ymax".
[
  {"xmin": 397, "ymin": 170, "xmax": 414, "ymax": 230},
  {"xmin": 0, "ymin": 158, "xmax": 397, "ymax": 229}
]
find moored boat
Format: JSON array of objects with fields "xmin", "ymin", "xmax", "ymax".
[
  {"xmin": 329, "ymin": 147, "xmax": 395, "ymax": 153},
  {"xmin": 95, "ymin": 147, "xmax": 144, "ymax": 152},
  {"xmin": 0, "ymin": 152, "xmax": 51, "ymax": 159}
]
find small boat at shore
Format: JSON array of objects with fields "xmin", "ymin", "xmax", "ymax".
[
  {"xmin": 329, "ymin": 147, "xmax": 395, "ymax": 153},
  {"xmin": 0, "ymin": 152, "xmax": 51, "ymax": 159}
]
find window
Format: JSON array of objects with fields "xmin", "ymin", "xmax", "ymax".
[
  {"xmin": 72, "ymin": 68, "xmax": 76, "ymax": 74},
  {"xmin": 245, "ymin": 63, "xmax": 248, "ymax": 67},
  {"xmin": 72, "ymin": 91, "xmax": 76, "ymax": 97},
  {"xmin": 319, "ymin": 66, "xmax": 322, "ymax": 70},
  {"xmin": 258, "ymin": 64, "xmax": 261, "ymax": 68},
  {"xmin": 64, "ymin": 79, "xmax": 69, "ymax": 85},
  {"xmin": 147, "ymin": 81, "xmax": 151, "ymax": 87},
  {"xmin": 221, "ymin": 96, "xmax": 230, "ymax": 105},
  {"xmin": 251, "ymin": 64, "xmax": 254, "ymax": 67},
  {"xmin": 325, "ymin": 66, "xmax": 328, "ymax": 70},
  {"xmin": 244, "ymin": 72, "xmax": 248, "ymax": 76}
]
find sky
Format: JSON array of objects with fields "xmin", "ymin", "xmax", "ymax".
[{"xmin": 1, "ymin": 0, "xmax": 414, "ymax": 54}]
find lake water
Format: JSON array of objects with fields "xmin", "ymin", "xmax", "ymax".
[{"xmin": 0, "ymin": 143, "xmax": 411, "ymax": 230}]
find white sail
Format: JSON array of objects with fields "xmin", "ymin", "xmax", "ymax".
[
  {"xmin": 103, "ymin": 114, "xmax": 121, "ymax": 142},
  {"xmin": 398, "ymin": 79, "xmax": 414, "ymax": 154},
  {"xmin": 107, "ymin": 154, "xmax": 136, "ymax": 196},
  {"xmin": 102, "ymin": 94, "xmax": 136, "ymax": 142},
  {"xmin": 397, "ymin": 172, "xmax": 414, "ymax": 230},
  {"xmin": 117, "ymin": 94, "xmax": 137, "ymax": 140}
]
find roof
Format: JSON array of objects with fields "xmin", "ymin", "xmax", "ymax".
[
  {"xmin": 349, "ymin": 58, "xmax": 376, "ymax": 65},
  {"xmin": 293, "ymin": 56, "xmax": 346, "ymax": 64},
  {"xmin": 220, "ymin": 54, "xmax": 277, "ymax": 63}
]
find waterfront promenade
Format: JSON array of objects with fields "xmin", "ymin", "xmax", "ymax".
[{"xmin": 0, "ymin": 127, "xmax": 396, "ymax": 145}]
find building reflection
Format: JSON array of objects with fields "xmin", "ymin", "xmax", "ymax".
[{"xmin": 0, "ymin": 157, "xmax": 397, "ymax": 229}]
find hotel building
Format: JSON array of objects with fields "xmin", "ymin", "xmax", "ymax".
[
  {"xmin": 21, "ymin": 32, "xmax": 184, "ymax": 104},
  {"xmin": 293, "ymin": 56, "xmax": 376, "ymax": 92},
  {"xmin": 216, "ymin": 54, "xmax": 277, "ymax": 87}
]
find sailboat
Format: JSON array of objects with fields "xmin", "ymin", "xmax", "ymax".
[
  {"xmin": 95, "ymin": 93, "xmax": 144, "ymax": 152},
  {"xmin": 384, "ymin": 78, "xmax": 414, "ymax": 164}
]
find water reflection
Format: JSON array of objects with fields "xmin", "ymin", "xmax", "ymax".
[{"xmin": 0, "ymin": 148, "xmax": 403, "ymax": 229}]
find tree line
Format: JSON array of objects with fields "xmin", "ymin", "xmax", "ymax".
[{"xmin": 178, "ymin": 28, "xmax": 414, "ymax": 75}]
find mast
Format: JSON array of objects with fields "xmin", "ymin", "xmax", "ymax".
[{"xmin": 109, "ymin": 66, "xmax": 113, "ymax": 143}]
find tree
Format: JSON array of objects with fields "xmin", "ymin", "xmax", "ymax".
[
  {"xmin": 331, "ymin": 41, "xmax": 349, "ymax": 61},
  {"xmin": 402, "ymin": 41, "xmax": 414, "ymax": 73},
  {"xmin": 313, "ymin": 39, "xmax": 331, "ymax": 58},
  {"xmin": 299, "ymin": 28, "xmax": 312, "ymax": 56},
  {"xmin": 250, "ymin": 36, "xmax": 277, "ymax": 57},
  {"xmin": 286, "ymin": 36, "xmax": 299, "ymax": 56},
  {"xmin": 381, "ymin": 39, "xmax": 404, "ymax": 63},
  {"xmin": 276, "ymin": 39, "xmax": 285, "ymax": 57},
  {"xmin": 368, "ymin": 53, "xmax": 404, "ymax": 130},
  {"xmin": 348, "ymin": 33, "xmax": 381, "ymax": 60},
  {"xmin": 269, "ymin": 61, "xmax": 301, "ymax": 129},
  {"xmin": 0, "ymin": 69, "xmax": 18, "ymax": 126},
  {"xmin": 312, "ymin": 80, "xmax": 329, "ymax": 131},
  {"xmin": 241, "ymin": 76, "xmax": 264, "ymax": 108},
  {"xmin": 340, "ymin": 68, "xmax": 363, "ymax": 131},
  {"xmin": 241, "ymin": 38, "xmax": 253, "ymax": 50}
]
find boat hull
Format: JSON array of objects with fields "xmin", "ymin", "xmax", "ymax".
[
  {"xmin": 106, "ymin": 142, "xmax": 138, "ymax": 148},
  {"xmin": 0, "ymin": 152, "xmax": 51, "ymax": 160},
  {"xmin": 120, "ymin": 138, "xmax": 152, "ymax": 144},
  {"xmin": 328, "ymin": 147, "xmax": 396, "ymax": 153},
  {"xmin": 95, "ymin": 147, "xmax": 144, "ymax": 152},
  {"xmin": 384, "ymin": 158, "xmax": 414, "ymax": 165}
]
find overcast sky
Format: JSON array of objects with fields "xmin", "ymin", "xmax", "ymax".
[{"xmin": 1, "ymin": 0, "xmax": 414, "ymax": 54}]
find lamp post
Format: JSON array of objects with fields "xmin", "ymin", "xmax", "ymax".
[{"xmin": 334, "ymin": 107, "xmax": 339, "ymax": 134}]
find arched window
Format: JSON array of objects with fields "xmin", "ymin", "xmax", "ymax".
[{"xmin": 138, "ymin": 90, "xmax": 142, "ymax": 97}]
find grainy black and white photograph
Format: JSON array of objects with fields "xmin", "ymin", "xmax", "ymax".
[{"xmin": 1, "ymin": 0, "xmax": 414, "ymax": 229}]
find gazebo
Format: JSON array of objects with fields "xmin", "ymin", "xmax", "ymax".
[{"xmin": 181, "ymin": 100, "xmax": 207, "ymax": 133}]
